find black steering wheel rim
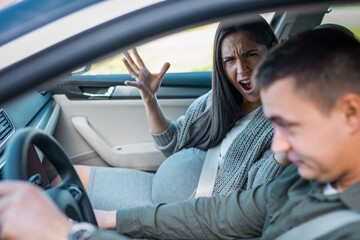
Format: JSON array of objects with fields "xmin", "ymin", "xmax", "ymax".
[{"xmin": 3, "ymin": 128, "xmax": 97, "ymax": 226}]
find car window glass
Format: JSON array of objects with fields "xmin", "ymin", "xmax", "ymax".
[
  {"xmin": 321, "ymin": 4, "xmax": 360, "ymax": 39},
  {"xmin": 82, "ymin": 12, "xmax": 275, "ymax": 75}
]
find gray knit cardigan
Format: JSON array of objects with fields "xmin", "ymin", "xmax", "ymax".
[{"xmin": 152, "ymin": 91, "xmax": 287, "ymax": 196}]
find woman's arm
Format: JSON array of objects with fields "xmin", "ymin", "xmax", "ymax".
[
  {"xmin": 151, "ymin": 92, "xmax": 212, "ymax": 156},
  {"xmin": 123, "ymin": 49, "xmax": 212, "ymax": 156},
  {"xmin": 123, "ymin": 48, "xmax": 170, "ymax": 134}
]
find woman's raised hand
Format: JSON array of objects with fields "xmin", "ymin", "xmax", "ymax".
[{"xmin": 123, "ymin": 48, "xmax": 170, "ymax": 103}]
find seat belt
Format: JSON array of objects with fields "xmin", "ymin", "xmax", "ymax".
[
  {"xmin": 276, "ymin": 210, "xmax": 360, "ymax": 240},
  {"xmin": 195, "ymin": 144, "xmax": 221, "ymax": 198}
]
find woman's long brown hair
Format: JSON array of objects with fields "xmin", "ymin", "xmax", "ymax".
[{"xmin": 181, "ymin": 16, "xmax": 278, "ymax": 151}]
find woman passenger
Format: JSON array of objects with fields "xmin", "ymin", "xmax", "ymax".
[{"xmin": 75, "ymin": 16, "xmax": 288, "ymax": 210}]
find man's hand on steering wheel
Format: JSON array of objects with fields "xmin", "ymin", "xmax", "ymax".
[{"xmin": 2, "ymin": 128, "xmax": 97, "ymax": 225}]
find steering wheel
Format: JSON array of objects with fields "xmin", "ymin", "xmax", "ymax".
[{"xmin": 2, "ymin": 128, "xmax": 97, "ymax": 226}]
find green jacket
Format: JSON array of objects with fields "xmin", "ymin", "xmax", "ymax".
[{"xmin": 109, "ymin": 164, "xmax": 360, "ymax": 240}]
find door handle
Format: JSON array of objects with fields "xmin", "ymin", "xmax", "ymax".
[{"xmin": 82, "ymin": 86, "xmax": 115, "ymax": 99}]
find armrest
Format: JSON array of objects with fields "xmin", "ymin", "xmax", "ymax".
[{"xmin": 71, "ymin": 116, "xmax": 165, "ymax": 171}]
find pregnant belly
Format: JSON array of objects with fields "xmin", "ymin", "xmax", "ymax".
[{"xmin": 151, "ymin": 147, "xmax": 206, "ymax": 204}]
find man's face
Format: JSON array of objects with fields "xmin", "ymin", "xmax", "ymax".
[{"xmin": 261, "ymin": 76, "xmax": 350, "ymax": 183}]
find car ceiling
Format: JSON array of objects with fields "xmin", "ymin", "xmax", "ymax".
[{"xmin": 0, "ymin": 0, "xmax": 357, "ymax": 106}]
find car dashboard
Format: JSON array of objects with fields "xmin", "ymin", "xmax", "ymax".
[{"xmin": 0, "ymin": 91, "xmax": 60, "ymax": 178}]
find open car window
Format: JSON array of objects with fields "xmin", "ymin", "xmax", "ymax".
[
  {"xmin": 82, "ymin": 23, "xmax": 218, "ymax": 75},
  {"xmin": 79, "ymin": 12, "xmax": 276, "ymax": 75}
]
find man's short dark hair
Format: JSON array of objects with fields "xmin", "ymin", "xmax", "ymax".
[{"xmin": 254, "ymin": 28, "xmax": 360, "ymax": 113}]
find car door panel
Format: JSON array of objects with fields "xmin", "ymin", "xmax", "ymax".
[{"xmin": 53, "ymin": 72, "xmax": 211, "ymax": 171}]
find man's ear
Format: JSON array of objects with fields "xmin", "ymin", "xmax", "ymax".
[{"xmin": 338, "ymin": 93, "xmax": 360, "ymax": 134}]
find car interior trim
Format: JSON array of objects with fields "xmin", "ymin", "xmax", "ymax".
[
  {"xmin": 0, "ymin": 0, "xmax": 100, "ymax": 47},
  {"xmin": 0, "ymin": 109, "xmax": 15, "ymax": 153},
  {"xmin": 71, "ymin": 116, "xmax": 165, "ymax": 171},
  {"xmin": 0, "ymin": 0, "xmax": 160, "ymax": 70}
]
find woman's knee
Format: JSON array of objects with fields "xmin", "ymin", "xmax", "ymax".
[{"xmin": 74, "ymin": 165, "xmax": 92, "ymax": 190}]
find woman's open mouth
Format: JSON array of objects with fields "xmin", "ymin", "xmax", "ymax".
[
  {"xmin": 240, "ymin": 79, "xmax": 252, "ymax": 91},
  {"xmin": 238, "ymin": 78, "xmax": 253, "ymax": 94}
]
